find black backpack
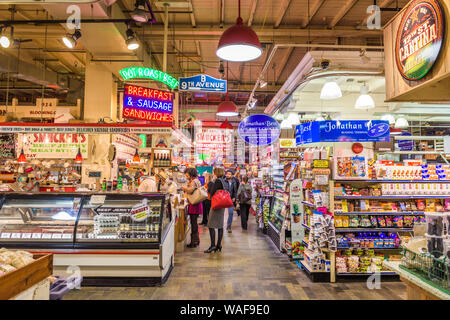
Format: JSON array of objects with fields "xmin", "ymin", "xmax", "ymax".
[{"xmin": 238, "ymin": 186, "xmax": 252, "ymax": 203}]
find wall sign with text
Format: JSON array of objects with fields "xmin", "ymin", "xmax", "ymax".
[
  {"xmin": 179, "ymin": 74, "xmax": 227, "ymax": 93},
  {"xmin": 238, "ymin": 114, "xmax": 281, "ymax": 146},
  {"xmin": 119, "ymin": 67, "xmax": 178, "ymax": 89},
  {"xmin": 19, "ymin": 133, "xmax": 88, "ymax": 159},
  {"xmin": 395, "ymin": 0, "xmax": 445, "ymax": 81},
  {"xmin": 122, "ymin": 84, "xmax": 174, "ymax": 123}
]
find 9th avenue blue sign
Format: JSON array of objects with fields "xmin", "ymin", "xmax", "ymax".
[
  {"xmin": 179, "ymin": 74, "xmax": 227, "ymax": 93},
  {"xmin": 238, "ymin": 114, "xmax": 281, "ymax": 146}
]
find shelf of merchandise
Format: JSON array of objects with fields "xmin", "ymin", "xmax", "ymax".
[
  {"xmin": 335, "ymin": 196, "xmax": 450, "ymax": 199},
  {"xmin": 337, "ymin": 247, "xmax": 400, "ymax": 250},
  {"xmin": 334, "ymin": 212, "xmax": 425, "ymax": 215},
  {"xmin": 336, "ymin": 272, "xmax": 398, "ymax": 276},
  {"xmin": 335, "ymin": 179, "xmax": 450, "ymax": 183},
  {"xmin": 335, "ymin": 228, "xmax": 413, "ymax": 232},
  {"xmin": 295, "ymin": 260, "xmax": 331, "ymax": 282}
]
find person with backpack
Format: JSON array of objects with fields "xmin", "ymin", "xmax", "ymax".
[
  {"xmin": 236, "ymin": 176, "xmax": 252, "ymax": 230},
  {"xmin": 224, "ymin": 169, "xmax": 238, "ymax": 233}
]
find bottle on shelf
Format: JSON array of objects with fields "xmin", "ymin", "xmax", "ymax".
[
  {"xmin": 102, "ymin": 178, "xmax": 107, "ymax": 191},
  {"xmin": 117, "ymin": 175, "xmax": 123, "ymax": 191}
]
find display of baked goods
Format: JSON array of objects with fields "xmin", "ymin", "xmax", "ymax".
[{"xmin": 0, "ymin": 248, "xmax": 35, "ymax": 275}]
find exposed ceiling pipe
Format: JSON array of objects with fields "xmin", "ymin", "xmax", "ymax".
[{"xmin": 245, "ymin": 43, "xmax": 384, "ymax": 111}]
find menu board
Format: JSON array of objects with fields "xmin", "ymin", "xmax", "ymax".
[{"xmin": 0, "ymin": 134, "xmax": 15, "ymax": 158}]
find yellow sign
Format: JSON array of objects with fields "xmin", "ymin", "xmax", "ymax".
[
  {"xmin": 280, "ymin": 139, "xmax": 296, "ymax": 148},
  {"xmin": 313, "ymin": 160, "xmax": 329, "ymax": 168}
]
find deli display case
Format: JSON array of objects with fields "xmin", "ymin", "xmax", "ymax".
[{"xmin": 0, "ymin": 192, "xmax": 175, "ymax": 286}]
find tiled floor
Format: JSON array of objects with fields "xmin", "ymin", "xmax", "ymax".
[{"xmin": 65, "ymin": 214, "xmax": 407, "ymax": 300}]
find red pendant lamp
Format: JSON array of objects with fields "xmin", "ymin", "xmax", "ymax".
[
  {"xmin": 74, "ymin": 147, "xmax": 83, "ymax": 163},
  {"xmin": 17, "ymin": 149, "xmax": 26, "ymax": 163},
  {"xmin": 217, "ymin": 62, "xmax": 239, "ymax": 117},
  {"xmin": 133, "ymin": 149, "xmax": 140, "ymax": 163},
  {"xmin": 216, "ymin": 0, "xmax": 262, "ymax": 62}
]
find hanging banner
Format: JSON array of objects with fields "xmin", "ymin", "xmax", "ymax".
[
  {"xmin": 0, "ymin": 134, "xmax": 15, "ymax": 159},
  {"xmin": 122, "ymin": 84, "xmax": 174, "ymax": 123},
  {"xmin": 19, "ymin": 133, "xmax": 88, "ymax": 159},
  {"xmin": 179, "ymin": 74, "xmax": 227, "ymax": 93},
  {"xmin": 296, "ymin": 120, "xmax": 390, "ymax": 145},
  {"xmin": 289, "ymin": 179, "xmax": 304, "ymax": 260},
  {"xmin": 395, "ymin": 0, "xmax": 445, "ymax": 81},
  {"xmin": 238, "ymin": 114, "xmax": 281, "ymax": 146}
]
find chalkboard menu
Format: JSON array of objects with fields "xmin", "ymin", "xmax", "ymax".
[{"xmin": 0, "ymin": 134, "xmax": 15, "ymax": 159}]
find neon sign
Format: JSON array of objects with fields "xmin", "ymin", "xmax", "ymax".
[
  {"xmin": 122, "ymin": 84, "xmax": 174, "ymax": 123},
  {"xmin": 119, "ymin": 67, "xmax": 179, "ymax": 89}
]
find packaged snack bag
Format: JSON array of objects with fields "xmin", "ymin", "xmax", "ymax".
[
  {"xmin": 377, "ymin": 216, "xmax": 386, "ymax": 227},
  {"xmin": 385, "ymin": 216, "xmax": 393, "ymax": 227},
  {"xmin": 370, "ymin": 216, "xmax": 378, "ymax": 227},
  {"xmin": 416, "ymin": 199, "xmax": 426, "ymax": 211}
]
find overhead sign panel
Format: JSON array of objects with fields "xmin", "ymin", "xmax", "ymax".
[
  {"xmin": 119, "ymin": 67, "xmax": 179, "ymax": 89},
  {"xmin": 179, "ymin": 74, "xmax": 227, "ymax": 93}
]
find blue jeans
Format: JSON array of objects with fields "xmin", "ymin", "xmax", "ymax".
[{"xmin": 227, "ymin": 206, "xmax": 234, "ymax": 229}]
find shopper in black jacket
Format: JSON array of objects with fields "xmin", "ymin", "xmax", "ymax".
[
  {"xmin": 200, "ymin": 173, "xmax": 213, "ymax": 226},
  {"xmin": 224, "ymin": 170, "xmax": 238, "ymax": 233},
  {"xmin": 205, "ymin": 167, "xmax": 226, "ymax": 253}
]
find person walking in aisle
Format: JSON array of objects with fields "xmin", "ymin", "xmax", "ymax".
[
  {"xmin": 200, "ymin": 173, "xmax": 213, "ymax": 226},
  {"xmin": 233, "ymin": 171, "xmax": 241, "ymax": 217},
  {"xmin": 182, "ymin": 168, "xmax": 203, "ymax": 248},
  {"xmin": 236, "ymin": 176, "xmax": 252, "ymax": 230},
  {"xmin": 205, "ymin": 167, "xmax": 226, "ymax": 253},
  {"xmin": 224, "ymin": 169, "xmax": 238, "ymax": 233}
]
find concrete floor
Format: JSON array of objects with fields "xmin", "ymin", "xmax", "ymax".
[{"xmin": 65, "ymin": 214, "xmax": 407, "ymax": 300}]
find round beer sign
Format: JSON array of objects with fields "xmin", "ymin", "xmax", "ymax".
[{"xmin": 395, "ymin": 0, "xmax": 445, "ymax": 81}]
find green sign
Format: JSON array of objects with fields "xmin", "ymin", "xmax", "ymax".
[
  {"xmin": 119, "ymin": 67, "xmax": 179, "ymax": 89},
  {"xmin": 138, "ymin": 134, "xmax": 147, "ymax": 148}
]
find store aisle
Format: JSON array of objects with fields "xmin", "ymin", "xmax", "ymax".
[{"xmin": 65, "ymin": 216, "xmax": 407, "ymax": 300}]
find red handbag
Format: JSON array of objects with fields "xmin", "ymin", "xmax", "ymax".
[
  {"xmin": 211, "ymin": 179, "xmax": 233, "ymax": 210},
  {"xmin": 211, "ymin": 190, "xmax": 233, "ymax": 210}
]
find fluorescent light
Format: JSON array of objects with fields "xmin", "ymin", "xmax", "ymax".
[
  {"xmin": 0, "ymin": 35, "xmax": 10, "ymax": 48},
  {"xmin": 320, "ymin": 81, "xmax": 342, "ymax": 100},
  {"xmin": 395, "ymin": 116, "xmax": 409, "ymax": 128},
  {"xmin": 259, "ymin": 80, "xmax": 267, "ymax": 88},
  {"xmin": 52, "ymin": 211, "xmax": 76, "ymax": 221},
  {"xmin": 280, "ymin": 118, "xmax": 292, "ymax": 129},
  {"xmin": 287, "ymin": 112, "xmax": 300, "ymax": 125},
  {"xmin": 381, "ymin": 114, "xmax": 396, "ymax": 124}
]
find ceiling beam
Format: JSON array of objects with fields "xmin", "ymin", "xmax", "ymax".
[
  {"xmin": 276, "ymin": 47, "xmax": 294, "ymax": 82},
  {"xmin": 329, "ymin": 0, "xmax": 358, "ymax": 28},
  {"xmin": 188, "ymin": 0, "xmax": 196, "ymax": 28},
  {"xmin": 219, "ymin": 0, "xmax": 225, "ymax": 28},
  {"xmin": 302, "ymin": 0, "xmax": 326, "ymax": 28},
  {"xmin": 248, "ymin": 0, "xmax": 258, "ymax": 27},
  {"xmin": 274, "ymin": 0, "xmax": 292, "ymax": 28}
]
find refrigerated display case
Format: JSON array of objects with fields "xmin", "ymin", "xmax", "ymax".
[{"xmin": 0, "ymin": 192, "xmax": 174, "ymax": 286}]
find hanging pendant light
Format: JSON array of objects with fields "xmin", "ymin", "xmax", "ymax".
[
  {"xmin": 320, "ymin": 81, "xmax": 342, "ymax": 100},
  {"xmin": 17, "ymin": 149, "xmax": 26, "ymax": 163},
  {"xmin": 381, "ymin": 114, "xmax": 396, "ymax": 125},
  {"xmin": 216, "ymin": 0, "xmax": 262, "ymax": 62},
  {"xmin": 355, "ymin": 85, "xmax": 375, "ymax": 109},
  {"xmin": 220, "ymin": 119, "xmax": 234, "ymax": 129},
  {"xmin": 133, "ymin": 149, "xmax": 141, "ymax": 163},
  {"xmin": 74, "ymin": 147, "xmax": 83, "ymax": 163},
  {"xmin": 315, "ymin": 114, "xmax": 326, "ymax": 121},
  {"xmin": 280, "ymin": 118, "xmax": 292, "ymax": 129},
  {"xmin": 395, "ymin": 116, "xmax": 409, "ymax": 129},
  {"xmin": 287, "ymin": 112, "xmax": 300, "ymax": 126},
  {"xmin": 217, "ymin": 62, "xmax": 239, "ymax": 117}
]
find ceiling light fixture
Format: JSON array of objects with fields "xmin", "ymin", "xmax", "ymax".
[
  {"xmin": 249, "ymin": 97, "xmax": 257, "ymax": 109},
  {"xmin": 216, "ymin": 0, "xmax": 262, "ymax": 62},
  {"xmin": 320, "ymin": 81, "xmax": 342, "ymax": 100},
  {"xmin": 315, "ymin": 114, "xmax": 325, "ymax": 121},
  {"xmin": 280, "ymin": 118, "xmax": 292, "ymax": 129},
  {"xmin": 62, "ymin": 29, "xmax": 81, "ymax": 49},
  {"xmin": 133, "ymin": 149, "xmax": 141, "ymax": 163},
  {"xmin": 287, "ymin": 112, "xmax": 300, "ymax": 126},
  {"xmin": 274, "ymin": 113, "xmax": 284, "ymax": 121},
  {"xmin": 0, "ymin": 26, "xmax": 10, "ymax": 48},
  {"xmin": 390, "ymin": 128, "xmax": 403, "ymax": 135},
  {"xmin": 217, "ymin": 96, "xmax": 239, "ymax": 117},
  {"xmin": 381, "ymin": 114, "xmax": 396, "ymax": 125},
  {"xmin": 259, "ymin": 80, "xmax": 267, "ymax": 88},
  {"xmin": 219, "ymin": 119, "xmax": 233, "ymax": 130},
  {"xmin": 132, "ymin": 0, "xmax": 148, "ymax": 22},
  {"xmin": 395, "ymin": 116, "xmax": 409, "ymax": 129},
  {"xmin": 355, "ymin": 85, "xmax": 375, "ymax": 109},
  {"xmin": 125, "ymin": 28, "xmax": 139, "ymax": 50},
  {"xmin": 17, "ymin": 149, "xmax": 26, "ymax": 163},
  {"xmin": 74, "ymin": 147, "xmax": 83, "ymax": 163}
]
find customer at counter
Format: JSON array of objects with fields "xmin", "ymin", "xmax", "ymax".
[{"xmin": 138, "ymin": 169, "xmax": 158, "ymax": 192}]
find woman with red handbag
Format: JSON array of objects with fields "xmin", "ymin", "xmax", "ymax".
[
  {"xmin": 182, "ymin": 167, "xmax": 203, "ymax": 248},
  {"xmin": 204, "ymin": 167, "xmax": 229, "ymax": 253}
]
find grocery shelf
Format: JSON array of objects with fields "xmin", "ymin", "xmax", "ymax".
[
  {"xmin": 335, "ymin": 179, "xmax": 450, "ymax": 183},
  {"xmin": 335, "ymin": 196, "xmax": 450, "ymax": 200},
  {"xmin": 336, "ymin": 272, "xmax": 398, "ymax": 276},
  {"xmin": 337, "ymin": 247, "xmax": 400, "ymax": 250},
  {"xmin": 334, "ymin": 212, "xmax": 425, "ymax": 216},
  {"xmin": 335, "ymin": 228, "xmax": 413, "ymax": 232}
]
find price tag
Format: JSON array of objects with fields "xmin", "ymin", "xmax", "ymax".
[
  {"xmin": 32, "ymin": 233, "xmax": 42, "ymax": 239},
  {"xmin": 90, "ymin": 195, "xmax": 106, "ymax": 205},
  {"xmin": 21, "ymin": 233, "xmax": 32, "ymax": 239},
  {"xmin": 313, "ymin": 160, "xmax": 329, "ymax": 168},
  {"xmin": 11, "ymin": 233, "xmax": 21, "ymax": 239},
  {"xmin": 42, "ymin": 233, "xmax": 52, "ymax": 239},
  {"xmin": 1, "ymin": 232, "xmax": 11, "ymax": 239},
  {"xmin": 52, "ymin": 234, "xmax": 63, "ymax": 239},
  {"xmin": 62, "ymin": 234, "xmax": 72, "ymax": 239},
  {"xmin": 76, "ymin": 233, "xmax": 83, "ymax": 239}
]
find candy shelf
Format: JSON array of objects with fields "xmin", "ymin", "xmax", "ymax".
[
  {"xmin": 335, "ymin": 196, "xmax": 450, "ymax": 200},
  {"xmin": 334, "ymin": 212, "xmax": 425, "ymax": 215},
  {"xmin": 335, "ymin": 228, "xmax": 413, "ymax": 232},
  {"xmin": 337, "ymin": 247, "xmax": 400, "ymax": 250}
]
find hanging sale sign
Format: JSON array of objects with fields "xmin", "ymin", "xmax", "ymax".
[
  {"xmin": 296, "ymin": 120, "xmax": 390, "ymax": 145},
  {"xmin": 0, "ymin": 134, "xmax": 15, "ymax": 159},
  {"xmin": 179, "ymin": 74, "xmax": 227, "ymax": 93},
  {"xmin": 19, "ymin": 133, "xmax": 88, "ymax": 159},
  {"xmin": 395, "ymin": 0, "xmax": 445, "ymax": 81},
  {"xmin": 289, "ymin": 179, "xmax": 304, "ymax": 260},
  {"xmin": 238, "ymin": 114, "xmax": 281, "ymax": 146},
  {"xmin": 122, "ymin": 84, "xmax": 174, "ymax": 123}
]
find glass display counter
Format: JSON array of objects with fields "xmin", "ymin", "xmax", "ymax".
[{"xmin": 0, "ymin": 192, "xmax": 175, "ymax": 286}]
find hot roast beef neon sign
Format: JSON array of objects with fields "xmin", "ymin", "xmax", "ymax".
[
  {"xmin": 119, "ymin": 67, "xmax": 179, "ymax": 89},
  {"xmin": 122, "ymin": 84, "xmax": 174, "ymax": 123}
]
